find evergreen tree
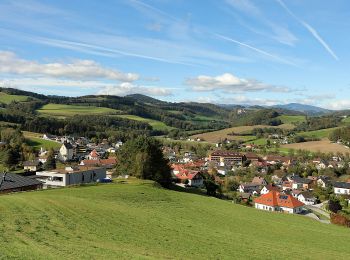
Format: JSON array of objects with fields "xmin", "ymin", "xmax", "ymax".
[{"xmin": 44, "ymin": 149, "xmax": 56, "ymax": 170}]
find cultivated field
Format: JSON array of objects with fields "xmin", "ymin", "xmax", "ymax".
[
  {"xmin": 0, "ymin": 92, "xmax": 29, "ymax": 104},
  {"xmin": 191, "ymin": 124, "xmax": 294, "ymax": 143},
  {"xmin": 37, "ymin": 104, "xmax": 119, "ymax": 117},
  {"xmin": 115, "ymin": 114, "xmax": 174, "ymax": 131},
  {"xmin": 23, "ymin": 131, "xmax": 61, "ymax": 150},
  {"xmin": 1, "ymin": 180, "xmax": 350, "ymax": 259},
  {"xmin": 282, "ymin": 139, "xmax": 350, "ymax": 154}
]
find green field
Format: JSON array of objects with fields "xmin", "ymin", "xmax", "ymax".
[
  {"xmin": 37, "ymin": 104, "xmax": 119, "ymax": 117},
  {"xmin": 277, "ymin": 115, "xmax": 306, "ymax": 124},
  {"xmin": 1, "ymin": 180, "xmax": 350, "ymax": 259},
  {"xmin": 300, "ymin": 127, "xmax": 339, "ymax": 139},
  {"xmin": 0, "ymin": 92, "xmax": 29, "ymax": 104},
  {"xmin": 23, "ymin": 131, "xmax": 61, "ymax": 150},
  {"xmin": 341, "ymin": 117, "xmax": 350, "ymax": 124},
  {"xmin": 116, "ymin": 114, "xmax": 174, "ymax": 131}
]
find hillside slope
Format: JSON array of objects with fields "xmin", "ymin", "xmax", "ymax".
[{"xmin": 1, "ymin": 181, "xmax": 350, "ymax": 259}]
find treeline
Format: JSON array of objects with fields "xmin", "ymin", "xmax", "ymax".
[
  {"xmin": 230, "ymin": 109, "xmax": 282, "ymax": 126},
  {"xmin": 295, "ymin": 116, "xmax": 341, "ymax": 132},
  {"xmin": 329, "ymin": 127, "xmax": 350, "ymax": 143},
  {"xmin": 0, "ymin": 128, "xmax": 36, "ymax": 170}
]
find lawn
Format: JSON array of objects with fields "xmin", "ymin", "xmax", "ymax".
[
  {"xmin": 37, "ymin": 104, "xmax": 119, "ymax": 117},
  {"xmin": 115, "ymin": 114, "xmax": 174, "ymax": 131},
  {"xmin": 23, "ymin": 131, "xmax": 61, "ymax": 150},
  {"xmin": 277, "ymin": 115, "xmax": 306, "ymax": 124},
  {"xmin": 0, "ymin": 92, "xmax": 29, "ymax": 104},
  {"xmin": 1, "ymin": 180, "xmax": 350, "ymax": 259}
]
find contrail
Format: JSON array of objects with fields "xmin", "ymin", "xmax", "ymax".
[
  {"xmin": 215, "ymin": 33, "xmax": 297, "ymax": 66},
  {"xmin": 276, "ymin": 0, "xmax": 338, "ymax": 61}
]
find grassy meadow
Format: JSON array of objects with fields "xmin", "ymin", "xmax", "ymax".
[
  {"xmin": 0, "ymin": 92, "xmax": 29, "ymax": 104},
  {"xmin": 115, "ymin": 114, "xmax": 174, "ymax": 131},
  {"xmin": 1, "ymin": 180, "xmax": 350, "ymax": 259},
  {"xmin": 23, "ymin": 131, "xmax": 61, "ymax": 150},
  {"xmin": 277, "ymin": 115, "xmax": 306, "ymax": 124},
  {"xmin": 37, "ymin": 104, "xmax": 119, "ymax": 118}
]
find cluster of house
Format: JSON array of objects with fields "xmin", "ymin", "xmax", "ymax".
[
  {"xmin": 0, "ymin": 135, "xmax": 123, "ymax": 194},
  {"xmin": 0, "ymin": 165, "xmax": 109, "ymax": 194},
  {"xmin": 171, "ymin": 161, "xmax": 205, "ymax": 187}
]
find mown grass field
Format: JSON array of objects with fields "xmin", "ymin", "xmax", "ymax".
[
  {"xmin": 191, "ymin": 124, "xmax": 294, "ymax": 143},
  {"xmin": 277, "ymin": 115, "xmax": 306, "ymax": 124},
  {"xmin": 1, "ymin": 180, "xmax": 350, "ymax": 259},
  {"xmin": 116, "ymin": 114, "xmax": 174, "ymax": 131},
  {"xmin": 37, "ymin": 104, "xmax": 119, "ymax": 118},
  {"xmin": 23, "ymin": 131, "xmax": 61, "ymax": 150},
  {"xmin": 0, "ymin": 92, "xmax": 29, "ymax": 104}
]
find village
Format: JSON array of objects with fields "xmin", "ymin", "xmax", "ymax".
[{"xmin": 2, "ymin": 131, "xmax": 350, "ymax": 224}]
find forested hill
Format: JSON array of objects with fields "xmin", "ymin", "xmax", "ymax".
[{"xmin": 0, "ymin": 87, "xmax": 335, "ymax": 140}]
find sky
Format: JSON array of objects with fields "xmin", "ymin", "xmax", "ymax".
[{"xmin": 0, "ymin": 0, "xmax": 349, "ymax": 109}]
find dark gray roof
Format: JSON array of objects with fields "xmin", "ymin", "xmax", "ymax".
[
  {"xmin": 299, "ymin": 191, "xmax": 316, "ymax": 199},
  {"xmin": 23, "ymin": 160, "xmax": 40, "ymax": 167},
  {"xmin": 290, "ymin": 176, "xmax": 312, "ymax": 184},
  {"xmin": 333, "ymin": 182, "xmax": 350, "ymax": 189},
  {"xmin": 0, "ymin": 173, "xmax": 42, "ymax": 191},
  {"xmin": 63, "ymin": 142, "xmax": 73, "ymax": 149}
]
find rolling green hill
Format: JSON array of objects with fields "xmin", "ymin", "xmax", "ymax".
[
  {"xmin": 0, "ymin": 92, "xmax": 29, "ymax": 104},
  {"xmin": 1, "ymin": 180, "xmax": 350, "ymax": 259}
]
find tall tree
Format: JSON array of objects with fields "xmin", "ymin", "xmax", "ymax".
[
  {"xmin": 116, "ymin": 136, "xmax": 171, "ymax": 187},
  {"xmin": 44, "ymin": 149, "xmax": 56, "ymax": 170}
]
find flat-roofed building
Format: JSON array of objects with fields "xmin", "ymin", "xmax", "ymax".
[
  {"xmin": 35, "ymin": 166, "xmax": 106, "ymax": 187},
  {"xmin": 209, "ymin": 150, "xmax": 245, "ymax": 165}
]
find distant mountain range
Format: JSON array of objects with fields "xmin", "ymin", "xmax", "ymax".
[
  {"xmin": 219, "ymin": 102, "xmax": 332, "ymax": 115},
  {"xmin": 271, "ymin": 103, "xmax": 331, "ymax": 115}
]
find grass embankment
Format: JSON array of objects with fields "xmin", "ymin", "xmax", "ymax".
[
  {"xmin": 0, "ymin": 92, "xmax": 29, "ymax": 104},
  {"xmin": 1, "ymin": 180, "xmax": 350, "ymax": 259},
  {"xmin": 37, "ymin": 104, "xmax": 119, "ymax": 118},
  {"xmin": 23, "ymin": 131, "xmax": 61, "ymax": 150}
]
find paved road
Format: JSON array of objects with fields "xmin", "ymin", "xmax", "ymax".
[{"xmin": 306, "ymin": 205, "xmax": 330, "ymax": 223}]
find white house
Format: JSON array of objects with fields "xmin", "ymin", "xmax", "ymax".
[
  {"xmin": 58, "ymin": 142, "xmax": 74, "ymax": 162},
  {"xmin": 188, "ymin": 172, "xmax": 204, "ymax": 187},
  {"xmin": 35, "ymin": 166, "xmax": 106, "ymax": 187},
  {"xmin": 297, "ymin": 191, "xmax": 317, "ymax": 205},
  {"xmin": 254, "ymin": 191, "xmax": 304, "ymax": 214},
  {"xmin": 333, "ymin": 182, "xmax": 350, "ymax": 195}
]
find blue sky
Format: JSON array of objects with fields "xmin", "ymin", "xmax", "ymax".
[{"xmin": 0, "ymin": 0, "xmax": 349, "ymax": 109}]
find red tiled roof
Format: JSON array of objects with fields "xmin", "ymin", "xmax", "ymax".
[
  {"xmin": 254, "ymin": 191, "xmax": 304, "ymax": 209},
  {"xmin": 89, "ymin": 149, "xmax": 99, "ymax": 158}
]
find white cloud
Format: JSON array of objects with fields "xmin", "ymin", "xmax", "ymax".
[
  {"xmin": 186, "ymin": 73, "xmax": 291, "ymax": 93},
  {"xmin": 98, "ymin": 82, "xmax": 172, "ymax": 97},
  {"xmin": 325, "ymin": 100, "xmax": 350, "ymax": 110},
  {"xmin": 0, "ymin": 51, "xmax": 139, "ymax": 82}
]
